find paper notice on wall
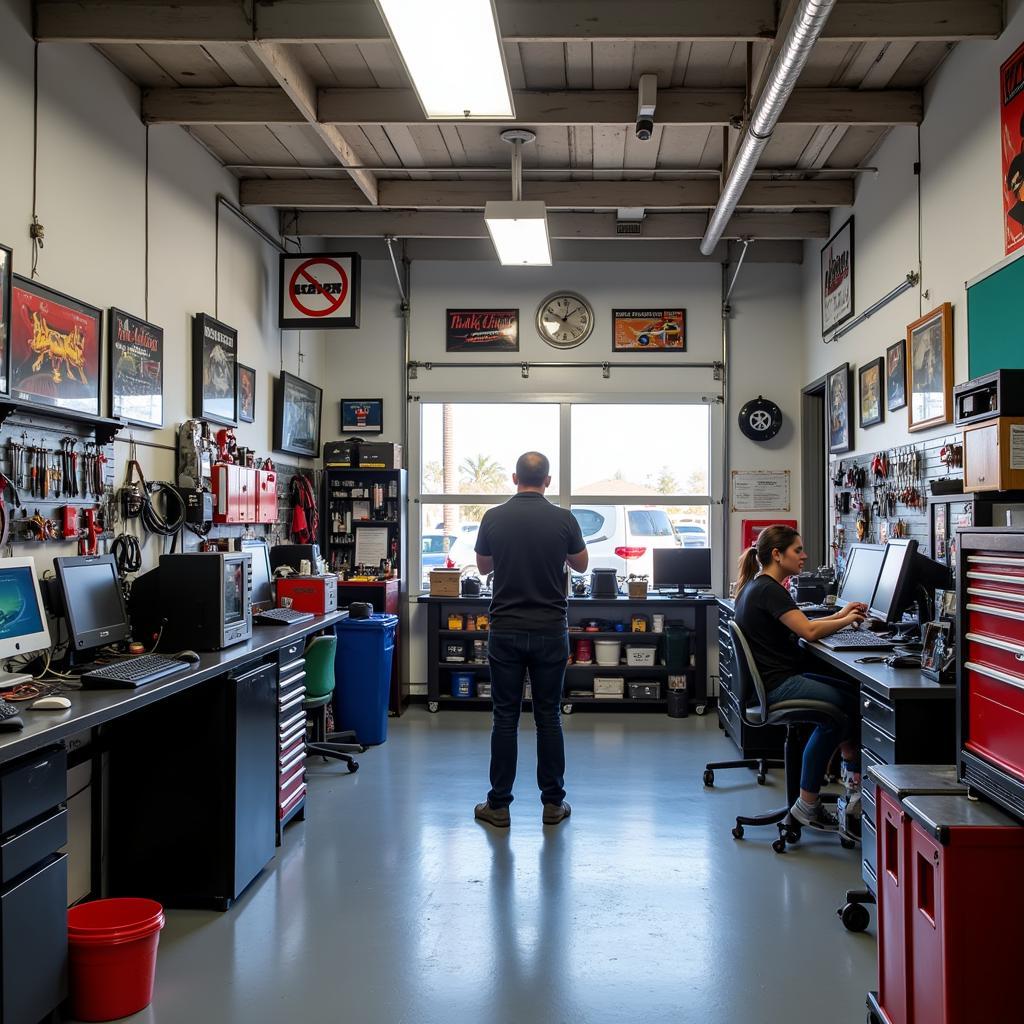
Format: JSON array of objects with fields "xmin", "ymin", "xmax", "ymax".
[
  {"xmin": 731, "ymin": 470, "xmax": 791, "ymax": 511},
  {"xmin": 355, "ymin": 527, "xmax": 389, "ymax": 568},
  {"xmin": 1010, "ymin": 424, "xmax": 1024, "ymax": 470}
]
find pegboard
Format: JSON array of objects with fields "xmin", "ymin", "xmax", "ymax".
[{"xmin": 828, "ymin": 429, "xmax": 963, "ymax": 576}]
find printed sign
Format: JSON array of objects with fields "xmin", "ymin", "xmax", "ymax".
[
  {"xmin": 1001, "ymin": 41, "xmax": 1024, "ymax": 255},
  {"xmin": 821, "ymin": 217, "xmax": 854, "ymax": 335},
  {"xmin": 731, "ymin": 470, "xmax": 791, "ymax": 512},
  {"xmin": 279, "ymin": 252, "xmax": 361, "ymax": 329},
  {"xmin": 110, "ymin": 308, "xmax": 163, "ymax": 428},
  {"xmin": 446, "ymin": 309, "xmax": 519, "ymax": 351},
  {"xmin": 612, "ymin": 309, "xmax": 686, "ymax": 351}
]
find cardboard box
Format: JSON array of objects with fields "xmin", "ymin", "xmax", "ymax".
[
  {"xmin": 357, "ymin": 442, "xmax": 403, "ymax": 469},
  {"xmin": 276, "ymin": 574, "xmax": 338, "ymax": 614},
  {"xmin": 594, "ymin": 676, "xmax": 625, "ymax": 697},
  {"xmin": 429, "ymin": 569, "xmax": 461, "ymax": 597},
  {"xmin": 323, "ymin": 440, "xmax": 356, "ymax": 467}
]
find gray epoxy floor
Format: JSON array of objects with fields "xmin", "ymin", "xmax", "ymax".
[{"xmin": 107, "ymin": 709, "xmax": 876, "ymax": 1024}]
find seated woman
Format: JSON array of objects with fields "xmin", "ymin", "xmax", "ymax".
[{"xmin": 733, "ymin": 525, "xmax": 865, "ymax": 832}]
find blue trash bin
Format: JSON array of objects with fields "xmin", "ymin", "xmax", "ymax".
[{"xmin": 334, "ymin": 613, "xmax": 398, "ymax": 745}]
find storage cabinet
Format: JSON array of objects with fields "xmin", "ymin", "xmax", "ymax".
[
  {"xmin": 277, "ymin": 639, "xmax": 307, "ymax": 841},
  {"xmin": 962, "ymin": 417, "xmax": 1024, "ymax": 492},
  {"xmin": 322, "ymin": 468, "xmax": 406, "ymax": 578}
]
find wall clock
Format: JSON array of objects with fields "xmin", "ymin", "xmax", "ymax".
[{"xmin": 535, "ymin": 291, "xmax": 594, "ymax": 349}]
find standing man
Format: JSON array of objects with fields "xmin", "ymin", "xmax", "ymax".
[{"xmin": 473, "ymin": 452, "xmax": 588, "ymax": 827}]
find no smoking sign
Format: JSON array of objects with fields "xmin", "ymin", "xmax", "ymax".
[{"xmin": 279, "ymin": 251, "xmax": 361, "ymax": 329}]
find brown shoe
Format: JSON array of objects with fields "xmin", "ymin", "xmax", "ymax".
[
  {"xmin": 475, "ymin": 802, "xmax": 511, "ymax": 827},
  {"xmin": 542, "ymin": 801, "xmax": 571, "ymax": 825}
]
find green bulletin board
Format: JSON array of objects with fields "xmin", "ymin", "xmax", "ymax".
[{"xmin": 967, "ymin": 252, "xmax": 1024, "ymax": 377}]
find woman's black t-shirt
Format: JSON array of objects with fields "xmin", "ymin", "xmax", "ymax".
[{"xmin": 733, "ymin": 574, "xmax": 802, "ymax": 693}]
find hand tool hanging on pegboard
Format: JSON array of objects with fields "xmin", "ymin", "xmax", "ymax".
[{"xmin": 120, "ymin": 438, "xmax": 145, "ymax": 521}]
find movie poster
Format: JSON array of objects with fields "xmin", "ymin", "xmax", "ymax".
[
  {"xmin": 612, "ymin": 309, "xmax": 686, "ymax": 351},
  {"xmin": 192, "ymin": 313, "xmax": 237, "ymax": 425},
  {"xmin": 110, "ymin": 308, "xmax": 163, "ymax": 428},
  {"xmin": 10, "ymin": 276, "xmax": 102, "ymax": 415},
  {"xmin": 1001, "ymin": 41, "xmax": 1024, "ymax": 256},
  {"xmin": 446, "ymin": 309, "xmax": 519, "ymax": 351},
  {"xmin": 821, "ymin": 217, "xmax": 854, "ymax": 335}
]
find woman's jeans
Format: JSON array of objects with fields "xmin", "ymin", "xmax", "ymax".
[
  {"xmin": 487, "ymin": 630, "xmax": 569, "ymax": 809},
  {"xmin": 767, "ymin": 673, "xmax": 860, "ymax": 794}
]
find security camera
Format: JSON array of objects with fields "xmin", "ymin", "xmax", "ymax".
[{"xmin": 636, "ymin": 73, "xmax": 657, "ymax": 141}]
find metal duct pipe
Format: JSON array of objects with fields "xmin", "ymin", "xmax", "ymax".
[{"xmin": 700, "ymin": 0, "xmax": 837, "ymax": 256}]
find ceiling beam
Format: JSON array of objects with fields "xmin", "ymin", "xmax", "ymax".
[
  {"xmin": 285, "ymin": 209, "xmax": 830, "ymax": 239},
  {"xmin": 247, "ymin": 41, "xmax": 378, "ymax": 204},
  {"xmin": 35, "ymin": 0, "xmax": 1002, "ymax": 43},
  {"xmin": 142, "ymin": 86, "xmax": 921, "ymax": 127},
  {"xmin": 240, "ymin": 177, "xmax": 853, "ymax": 210}
]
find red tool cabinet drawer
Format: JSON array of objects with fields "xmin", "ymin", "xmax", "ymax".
[
  {"xmin": 965, "ymin": 602, "xmax": 1024, "ymax": 646},
  {"xmin": 963, "ymin": 661, "xmax": 1024, "ymax": 782},
  {"xmin": 965, "ymin": 553, "xmax": 1024, "ymax": 580},
  {"xmin": 279, "ymin": 763, "xmax": 305, "ymax": 801},
  {"xmin": 279, "ymin": 735, "xmax": 305, "ymax": 769},
  {"xmin": 964, "ymin": 632, "xmax": 1024, "ymax": 680},
  {"xmin": 279, "ymin": 784, "xmax": 306, "ymax": 820}
]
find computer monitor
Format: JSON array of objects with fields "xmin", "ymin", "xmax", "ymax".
[
  {"xmin": 269, "ymin": 543, "xmax": 321, "ymax": 574},
  {"xmin": 241, "ymin": 539, "xmax": 274, "ymax": 612},
  {"xmin": 0, "ymin": 558, "xmax": 52, "ymax": 687},
  {"xmin": 653, "ymin": 548, "xmax": 712, "ymax": 594},
  {"xmin": 53, "ymin": 554, "xmax": 131, "ymax": 653},
  {"xmin": 838, "ymin": 544, "xmax": 885, "ymax": 605},
  {"xmin": 869, "ymin": 539, "xmax": 953, "ymax": 624}
]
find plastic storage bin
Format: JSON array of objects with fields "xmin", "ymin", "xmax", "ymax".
[
  {"xmin": 451, "ymin": 671, "xmax": 474, "ymax": 698},
  {"xmin": 625, "ymin": 645, "xmax": 657, "ymax": 666},
  {"xmin": 594, "ymin": 640, "xmax": 621, "ymax": 666},
  {"xmin": 334, "ymin": 613, "xmax": 398, "ymax": 745},
  {"xmin": 664, "ymin": 626, "xmax": 692, "ymax": 672}
]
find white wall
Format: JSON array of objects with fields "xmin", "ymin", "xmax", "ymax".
[
  {"xmin": 0, "ymin": 0, "xmax": 323, "ymax": 575},
  {"xmin": 801, "ymin": 0, "xmax": 1024, "ymax": 460}
]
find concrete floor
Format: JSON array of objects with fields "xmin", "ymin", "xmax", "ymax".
[{"xmin": 108, "ymin": 709, "xmax": 876, "ymax": 1024}]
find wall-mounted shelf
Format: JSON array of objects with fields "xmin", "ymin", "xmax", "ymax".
[{"xmin": 0, "ymin": 398, "xmax": 124, "ymax": 446}]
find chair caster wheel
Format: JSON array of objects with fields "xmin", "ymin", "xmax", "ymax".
[
  {"xmin": 772, "ymin": 838, "xmax": 787, "ymax": 853},
  {"xmin": 840, "ymin": 836, "xmax": 856, "ymax": 850},
  {"xmin": 731, "ymin": 824, "xmax": 744, "ymax": 839},
  {"xmin": 839, "ymin": 902, "xmax": 870, "ymax": 932},
  {"xmin": 695, "ymin": 704, "xmax": 706, "ymax": 716},
  {"xmin": 703, "ymin": 769, "xmax": 715, "ymax": 787},
  {"xmin": 428, "ymin": 702, "xmax": 439, "ymax": 713},
  {"xmin": 347, "ymin": 761, "xmax": 359, "ymax": 773},
  {"xmin": 561, "ymin": 703, "xmax": 573, "ymax": 715},
  {"xmin": 785, "ymin": 824, "xmax": 801, "ymax": 844},
  {"xmin": 756, "ymin": 773, "xmax": 766, "ymax": 785}
]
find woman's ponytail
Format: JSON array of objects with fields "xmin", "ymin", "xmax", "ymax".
[
  {"xmin": 735, "ymin": 547, "xmax": 760, "ymax": 596},
  {"xmin": 735, "ymin": 524, "xmax": 801, "ymax": 597}
]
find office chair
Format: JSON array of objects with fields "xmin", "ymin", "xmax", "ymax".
[
  {"xmin": 706, "ymin": 621, "xmax": 854, "ymax": 853},
  {"xmin": 303, "ymin": 635, "xmax": 365, "ymax": 773}
]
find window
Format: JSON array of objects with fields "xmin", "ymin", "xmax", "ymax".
[
  {"xmin": 627, "ymin": 509, "xmax": 674, "ymax": 537},
  {"xmin": 572, "ymin": 508, "xmax": 607, "ymax": 538}
]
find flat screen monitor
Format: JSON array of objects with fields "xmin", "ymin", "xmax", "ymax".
[
  {"xmin": 838, "ymin": 544, "xmax": 885, "ymax": 605},
  {"xmin": 270, "ymin": 543, "xmax": 320, "ymax": 574},
  {"xmin": 53, "ymin": 555, "xmax": 130, "ymax": 651},
  {"xmin": 0, "ymin": 559, "xmax": 51, "ymax": 670},
  {"xmin": 869, "ymin": 539, "xmax": 918, "ymax": 623},
  {"xmin": 241, "ymin": 539, "xmax": 274, "ymax": 612},
  {"xmin": 653, "ymin": 548, "xmax": 712, "ymax": 593}
]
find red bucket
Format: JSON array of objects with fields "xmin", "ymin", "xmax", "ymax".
[{"xmin": 67, "ymin": 898, "xmax": 165, "ymax": 1022}]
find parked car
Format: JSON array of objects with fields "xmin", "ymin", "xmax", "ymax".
[
  {"xmin": 446, "ymin": 524, "xmax": 482, "ymax": 571},
  {"xmin": 570, "ymin": 505, "xmax": 680, "ymax": 579},
  {"xmin": 673, "ymin": 523, "xmax": 709, "ymax": 548},
  {"xmin": 421, "ymin": 532, "xmax": 457, "ymax": 585}
]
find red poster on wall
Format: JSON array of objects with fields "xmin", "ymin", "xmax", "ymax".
[
  {"xmin": 1000, "ymin": 41, "xmax": 1024, "ymax": 256},
  {"xmin": 741, "ymin": 519, "xmax": 798, "ymax": 551}
]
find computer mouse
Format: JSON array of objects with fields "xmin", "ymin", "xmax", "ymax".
[
  {"xmin": 31, "ymin": 696, "xmax": 71, "ymax": 710},
  {"xmin": 177, "ymin": 650, "xmax": 202, "ymax": 664}
]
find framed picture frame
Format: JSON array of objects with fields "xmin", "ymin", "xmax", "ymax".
[
  {"xmin": 921, "ymin": 619, "xmax": 953, "ymax": 678},
  {"xmin": 445, "ymin": 309, "xmax": 519, "ymax": 351},
  {"xmin": 821, "ymin": 217, "xmax": 854, "ymax": 335},
  {"xmin": 109, "ymin": 308, "xmax": 163, "ymax": 428},
  {"xmin": 340, "ymin": 398, "xmax": 383, "ymax": 434},
  {"xmin": 237, "ymin": 364, "xmax": 255, "ymax": 424},
  {"xmin": 858, "ymin": 357, "xmax": 884, "ymax": 428},
  {"xmin": 907, "ymin": 302, "xmax": 953, "ymax": 432},
  {"xmin": 826, "ymin": 362, "xmax": 853, "ymax": 454},
  {"xmin": 886, "ymin": 339, "xmax": 907, "ymax": 411},
  {"xmin": 0, "ymin": 242, "xmax": 11, "ymax": 395},
  {"xmin": 10, "ymin": 275, "xmax": 102, "ymax": 415},
  {"xmin": 611, "ymin": 308, "xmax": 687, "ymax": 351},
  {"xmin": 930, "ymin": 499, "xmax": 950, "ymax": 565},
  {"xmin": 192, "ymin": 312, "xmax": 237, "ymax": 426},
  {"xmin": 279, "ymin": 251, "xmax": 361, "ymax": 330},
  {"xmin": 273, "ymin": 371, "xmax": 322, "ymax": 457}
]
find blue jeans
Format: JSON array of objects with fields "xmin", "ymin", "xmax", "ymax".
[
  {"xmin": 768, "ymin": 673, "xmax": 860, "ymax": 794},
  {"xmin": 487, "ymin": 630, "xmax": 569, "ymax": 809}
]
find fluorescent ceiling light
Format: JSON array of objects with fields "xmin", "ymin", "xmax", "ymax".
[
  {"xmin": 374, "ymin": 0, "xmax": 514, "ymax": 119},
  {"xmin": 484, "ymin": 200, "xmax": 552, "ymax": 266}
]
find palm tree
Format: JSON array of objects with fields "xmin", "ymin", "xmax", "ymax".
[{"xmin": 459, "ymin": 454, "xmax": 506, "ymax": 494}]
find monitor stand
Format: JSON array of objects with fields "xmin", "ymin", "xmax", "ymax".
[{"xmin": 0, "ymin": 669, "xmax": 32, "ymax": 690}]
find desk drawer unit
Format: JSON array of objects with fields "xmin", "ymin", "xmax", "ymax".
[
  {"xmin": 277, "ymin": 659, "xmax": 308, "ymax": 839},
  {"xmin": 958, "ymin": 535, "xmax": 1024, "ymax": 821}
]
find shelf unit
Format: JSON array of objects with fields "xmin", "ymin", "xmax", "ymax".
[
  {"xmin": 421, "ymin": 594, "xmax": 712, "ymax": 714},
  {"xmin": 321, "ymin": 468, "xmax": 407, "ymax": 579}
]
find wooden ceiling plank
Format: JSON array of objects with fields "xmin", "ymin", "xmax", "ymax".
[
  {"xmin": 139, "ymin": 42, "xmax": 233, "ymax": 86},
  {"xmin": 592, "ymin": 125, "xmax": 628, "ymax": 181},
  {"xmin": 681, "ymin": 41, "xmax": 747, "ymax": 88},
  {"xmin": 859, "ymin": 41, "xmax": 916, "ymax": 89},
  {"xmin": 249, "ymin": 40, "xmax": 378, "ymax": 202},
  {"xmin": 36, "ymin": 1, "xmax": 255, "ymax": 42},
  {"xmin": 821, "ymin": 1, "xmax": 1003, "ymax": 42},
  {"xmin": 564, "ymin": 42, "xmax": 593, "ymax": 90},
  {"xmin": 406, "ymin": 125, "xmax": 456, "ymax": 169},
  {"xmin": 439, "ymin": 126, "xmax": 469, "ymax": 168},
  {"xmin": 888, "ymin": 41, "xmax": 954, "ymax": 88},
  {"xmin": 267, "ymin": 124, "xmax": 338, "ymax": 167},
  {"xmin": 143, "ymin": 87, "xmax": 303, "ymax": 124},
  {"xmin": 591, "ymin": 41, "xmax": 634, "ymax": 89},
  {"xmin": 503, "ymin": 43, "xmax": 528, "ymax": 90},
  {"xmin": 202, "ymin": 42, "xmax": 276, "ymax": 86},
  {"xmin": 631, "ymin": 42, "xmax": 681, "ymax": 88},
  {"xmin": 671, "ymin": 42, "xmax": 693, "ymax": 87},
  {"xmin": 95, "ymin": 43, "xmax": 177, "ymax": 86},
  {"xmin": 358, "ymin": 124, "xmax": 404, "ymax": 167},
  {"xmin": 354, "ymin": 40, "xmax": 408, "ymax": 88},
  {"xmin": 519, "ymin": 42, "xmax": 568, "ymax": 89},
  {"xmin": 382, "ymin": 124, "xmax": 431, "ymax": 180},
  {"xmin": 314, "ymin": 42, "xmax": 377, "ymax": 86},
  {"xmin": 187, "ymin": 124, "xmax": 255, "ymax": 165},
  {"xmin": 532, "ymin": 126, "xmax": 572, "ymax": 169},
  {"xmin": 824, "ymin": 125, "xmax": 888, "ymax": 168},
  {"xmin": 218, "ymin": 124, "xmax": 297, "ymax": 165}
]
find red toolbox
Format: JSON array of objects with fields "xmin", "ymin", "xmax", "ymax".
[{"xmin": 276, "ymin": 574, "xmax": 338, "ymax": 615}]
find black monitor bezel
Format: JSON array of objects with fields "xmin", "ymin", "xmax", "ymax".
[
  {"xmin": 53, "ymin": 554, "xmax": 131, "ymax": 651},
  {"xmin": 838, "ymin": 543, "xmax": 886, "ymax": 605},
  {"xmin": 868, "ymin": 539, "xmax": 919, "ymax": 623},
  {"xmin": 652, "ymin": 547, "xmax": 712, "ymax": 592}
]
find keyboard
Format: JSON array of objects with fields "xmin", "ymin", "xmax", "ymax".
[
  {"xmin": 818, "ymin": 629, "xmax": 897, "ymax": 652},
  {"xmin": 81, "ymin": 654, "xmax": 191, "ymax": 689},
  {"xmin": 256, "ymin": 607, "xmax": 315, "ymax": 626},
  {"xmin": 0, "ymin": 699, "xmax": 23, "ymax": 731}
]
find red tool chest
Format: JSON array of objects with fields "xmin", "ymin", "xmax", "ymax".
[
  {"xmin": 957, "ymin": 530, "xmax": 1024, "ymax": 820},
  {"xmin": 213, "ymin": 464, "xmax": 275, "ymax": 525},
  {"xmin": 276, "ymin": 640, "xmax": 307, "ymax": 842}
]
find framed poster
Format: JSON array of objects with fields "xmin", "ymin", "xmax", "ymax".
[
  {"xmin": 821, "ymin": 217, "xmax": 854, "ymax": 335},
  {"xmin": 612, "ymin": 308, "xmax": 686, "ymax": 351},
  {"xmin": 273, "ymin": 371, "xmax": 322, "ymax": 458},
  {"xmin": 730, "ymin": 470, "xmax": 791, "ymax": 511},
  {"xmin": 741, "ymin": 518, "xmax": 798, "ymax": 550},
  {"xmin": 109, "ymin": 308, "xmax": 163, "ymax": 428},
  {"xmin": 445, "ymin": 309, "xmax": 518, "ymax": 351},
  {"xmin": 1000, "ymin": 41, "xmax": 1024, "ymax": 256},
  {"xmin": 191, "ymin": 312, "xmax": 237, "ymax": 426},
  {"xmin": 341, "ymin": 398, "xmax": 383, "ymax": 434},
  {"xmin": 10, "ymin": 275, "xmax": 102, "ymax": 415},
  {"xmin": 907, "ymin": 303, "xmax": 953, "ymax": 432},
  {"xmin": 279, "ymin": 252, "xmax": 360, "ymax": 329},
  {"xmin": 886, "ymin": 338, "xmax": 907, "ymax": 411},
  {"xmin": 826, "ymin": 362, "xmax": 852, "ymax": 454},
  {"xmin": 237, "ymin": 364, "xmax": 255, "ymax": 424},
  {"xmin": 858, "ymin": 357, "xmax": 884, "ymax": 428},
  {"xmin": 0, "ymin": 242, "xmax": 11, "ymax": 395}
]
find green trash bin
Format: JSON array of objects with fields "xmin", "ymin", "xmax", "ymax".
[{"xmin": 664, "ymin": 625, "xmax": 692, "ymax": 673}]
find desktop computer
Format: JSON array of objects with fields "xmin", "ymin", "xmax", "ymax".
[
  {"xmin": 653, "ymin": 548, "xmax": 712, "ymax": 595},
  {"xmin": 53, "ymin": 555, "xmax": 131, "ymax": 656},
  {"xmin": 242, "ymin": 539, "xmax": 314, "ymax": 625},
  {"xmin": 869, "ymin": 538, "xmax": 952, "ymax": 625},
  {"xmin": 837, "ymin": 543, "xmax": 886, "ymax": 605},
  {"xmin": 0, "ymin": 558, "xmax": 52, "ymax": 690}
]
